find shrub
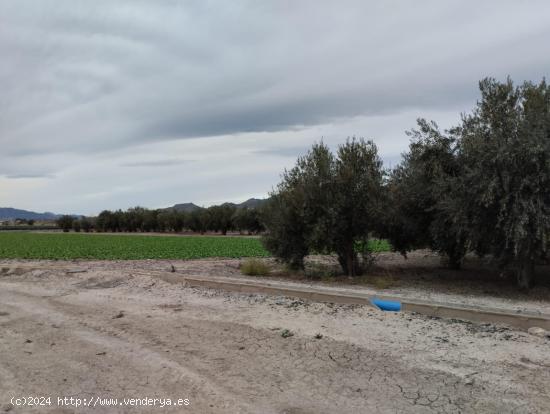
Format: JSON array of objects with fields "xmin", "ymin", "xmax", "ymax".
[{"xmin": 240, "ymin": 259, "xmax": 270, "ymax": 276}]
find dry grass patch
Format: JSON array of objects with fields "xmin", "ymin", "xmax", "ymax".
[
  {"xmin": 240, "ymin": 259, "xmax": 270, "ymax": 276},
  {"xmin": 362, "ymin": 275, "xmax": 399, "ymax": 290}
]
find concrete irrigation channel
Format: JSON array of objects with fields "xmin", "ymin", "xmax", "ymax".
[{"xmin": 150, "ymin": 271, "xmax": 550, "ymax": 332}]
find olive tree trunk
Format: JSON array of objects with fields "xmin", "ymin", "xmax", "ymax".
[
  {"xmin": 517, "ymin": 260, "xmax": 535, "ymax": 289},
  {"xmin": 337, "ymin": 243, "xmax": 361, "ymax": 277}
]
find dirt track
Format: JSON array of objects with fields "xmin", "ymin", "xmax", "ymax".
[{"xmin": 1, "ymin": 261, "xmax": 549, "ymax": 413}]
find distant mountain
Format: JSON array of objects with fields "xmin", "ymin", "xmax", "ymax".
[
  {"xmin": 170, "ymin": 203, "xmax": 202, "ymax": 213},
  {"xmin": 167, "ymin": 198, "xmax": 268, "ymax": 212},
  {"xmin": 237, "ymin": 198, "xmax": 268, "ymax": 209},
  {"xmin": 0, "ymin": 207, "xmax": 60, "ymax": 221},
  {"xmin": 220, "ymin": 198, "xmax": 269, "ymax": 209}
]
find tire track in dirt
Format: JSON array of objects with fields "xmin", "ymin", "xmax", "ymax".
[{"xmin": 0, "ymin": 287, "xmax": 256, "ymax": 414}]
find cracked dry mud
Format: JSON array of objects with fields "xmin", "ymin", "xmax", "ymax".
[{"xmin": 0, "ymin": 261, "xmax": 549, "ymax": 413}]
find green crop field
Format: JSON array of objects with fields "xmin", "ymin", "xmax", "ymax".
[
  {"xmin": 0, "ymin": 232, "xmax": 392, "ymax": 260},
  {"xmin": 0, "ymin": 233, "xmax": 270, "ymax": 260}
]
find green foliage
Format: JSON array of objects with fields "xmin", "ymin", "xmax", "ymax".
[
  {"xmin": 72, "ymin": 219, "xmax": 81, "ymax": 232},
  {"xmin": 261, "ymin": 190, "xmax": 309, "ymax": 270},
  {"xmin": 385, "ymin": 77, "xmax": 550, "ymax": 287},
  {"xmin": 365, "ymin": 239, "xmax": 392, "ymax": 253},
  {"xmin": 56, "ymin": 215, "xmax": 74, "ymax": 232},
  {"xmin": 383, "ymin": 119, "xmax": 466, "ymax": 268},
  {"xmin": 240, "ymin": 259, "xmax": 270, "ymax": 276},
  {"xmin": 90, "ymin": 203, "xmax": 263, "ymax": 235},
  {"xmin": 80, "ymin": 217, "xmax": 93, "ymax": 232},
  {"xmin": 261, "ymin": 142, "xmax": 331, "ymax": 270},
  {"xmin": 208, "ymin": 204, "xmax": 236, "ymax": 235},
  {"xmin": 233, "ymin": 208, "xmax": 264, "ymax": 234},
  {"xmin": 0, "ymin": 233, "xmax": 269, "ymax": 260},
  {"xmin": 262, "ymin": 139, "xmax": 385, "ymax": 276},
  {"xmin": 454, "ymin": 78, "xmax": 550, "ymax": 287},
  {"xmin": 329, "ymin": 139, "xmax": 385, "ymax": 275},
  {"xmin": 186, "ymin": 209, "xmax": 207, "ymax": 233}
]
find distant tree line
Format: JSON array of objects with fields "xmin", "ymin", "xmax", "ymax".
[
  {"xmin": 262, "ymin": 78, "xmax": 550, "ymax": 288},
  {"xmin": 58, "ymin": 205, "xmax": 264, "ymax": 235}
]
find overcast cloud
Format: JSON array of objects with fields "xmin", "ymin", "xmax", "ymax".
[{"xmin": 1, "ymin": 0, "xmax": 549, "ymax": 215}]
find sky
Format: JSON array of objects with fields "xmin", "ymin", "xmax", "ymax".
[{"xmin": 1, "ymin": 1, "xmax": 549, "ymax": 215}]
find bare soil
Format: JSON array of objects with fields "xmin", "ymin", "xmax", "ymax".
[{"xmin": 1, "ymin": 258, "xmax": 549, "ymax": 413}]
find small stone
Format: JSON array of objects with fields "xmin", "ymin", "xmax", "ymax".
[
  {"xmin": 112, "ymin": 311, "xmax": 125, "ymax": 319},
  {"xmin": 528, "ymin": 327, "xmax": 550, "ymax": 338}
]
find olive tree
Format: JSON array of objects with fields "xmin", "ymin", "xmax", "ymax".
[
  {"xmin": 262, "ymin": 143, "xmax": 332, "ymax": 269},
  {"xmin": 56, "ymin": 215, "xmax": 74, "ymax": 232},
  {"xmin": 233, "ymin": 208, "xmax": 264, "ymax": 234},
  {"xmin": 327, "ymin": 139, "xmax": 384, "ymax": 276},
  {"xmin": 262, "ymin": 139, "xmax": 385, "ymax": 276},
  {"xmin": 262, "ymin": 190, "xmax": 309, "ymax": 270},
  {"xmin": 72, "ymin": 219, "xmax": 81, "ymax": 232},
  {"xmin": 208, "ymin": 204, "xmax": 236, "ymax": 235},
  {"xmin": 383, "ymin": 119, "xmax": 467, "ymax": 268},
  {"xmin": 80, "ymin": 217, "xmax": 93, "ymax": 232},
  {"xmin": 456, "ymin": 78, "xmax": 550, "ymax": 288}
]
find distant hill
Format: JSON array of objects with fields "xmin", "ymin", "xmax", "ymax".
[
  {"xmin": 0, "ymin": 207, "xmax": 60, "ymax": 221},
  {"xmin": 237, "ymin": 198, "xmax": 267, "ymax": 209},
  {"xmin": 167, "ymin": 198, "xmax": 268, "ymax": 212},
  {"xmin": 170, "ymin": 203, "xmax": 202, "ymax": 213}
]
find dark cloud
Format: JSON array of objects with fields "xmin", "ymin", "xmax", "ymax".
[
  {"xmin": 3, "ymin": 1, "xmax": 549, "ymax": 157},
  {"xmin": 4, "ymin": 173, "xmax": 55, "ymax": 179}
]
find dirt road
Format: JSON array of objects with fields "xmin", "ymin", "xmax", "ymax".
[{"xmin": 1, "ymin": 262, "xmax": 549, "ymax": 413}]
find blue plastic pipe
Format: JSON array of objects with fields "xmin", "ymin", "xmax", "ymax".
[{"xmin": 371, "ymin": 298, "xmax": 401, "ymax": 312}]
